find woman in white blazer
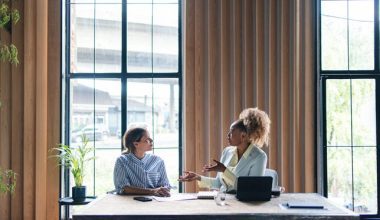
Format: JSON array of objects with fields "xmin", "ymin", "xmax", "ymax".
[{"xmin": 179, "ymin": 107, "xmax": 271, "ymax": 193}]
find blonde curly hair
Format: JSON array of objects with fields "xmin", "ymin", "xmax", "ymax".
[{"xmin": 239, "ymin": 107, "xmax": 271, "ymax": 147}]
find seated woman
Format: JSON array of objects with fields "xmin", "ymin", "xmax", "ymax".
[
  {"xmin": 179, "ymin": 107, "xmax": 271, "ymax": 193},
  {"xmin": 113, "ymin": 127, "xmax": 171, "ymax": 197}
]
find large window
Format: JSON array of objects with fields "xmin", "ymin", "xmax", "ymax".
[
  {"xmin": 63, "ymin": 0, "xmax": 181, "ymax": 217},
  {"xmin": 320, "ymin": 0, "xmax": 379, "ymax": 217}
]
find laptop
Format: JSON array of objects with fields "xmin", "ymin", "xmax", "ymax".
[{"xmin": 236, "ymin": 176, "xmax": 273, "ymax": 201}]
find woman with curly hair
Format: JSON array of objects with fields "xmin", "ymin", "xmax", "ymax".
[{"xmin": 179, "ymin": 107, "xmax": 271, "ymax": 193}]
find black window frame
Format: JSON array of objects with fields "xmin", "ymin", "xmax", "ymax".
[
  {"xmin": 317, "ymin": 0, "xmax": 380, "ymax": 218},
  {"xmin": 61, "ymin": 0, "xmax": 182, "ymax": 218}
]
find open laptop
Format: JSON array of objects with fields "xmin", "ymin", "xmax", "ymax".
[{"xmin": 236, "ymin": 176, "xmax": 273, "ymax": 201}]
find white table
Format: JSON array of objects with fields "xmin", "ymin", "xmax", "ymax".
[{"xmin": 73, "ymin": 193, "xmax": 359, "ymax": 220}]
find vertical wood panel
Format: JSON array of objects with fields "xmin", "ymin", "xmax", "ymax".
[
  {"xmin": 255, "ymin": 0, "xmax": 265, "ymax": 109},
  {"xmin": 46, "ymin": 0, "xmax": 61, "ymax": 218},
  {"xmin": 11, "ymin": 0, "xmax": 25, "ymax": 218},
  {"xmin": 243, "ymin": 0, "xmax": 253, "ymax": 107},
  {"xmin": 293, "ymin": 0, "xmax": 301, "ymax": 192},
  {"xmin": 268, "ymin": 0, "xmax": 278, "ymax": 170},
  {"xmin": 233, "ymin": 0, "xmax": 242, "ymax": 117},
  {"xmin": 220, "ymin": 0, "xmax": 231, "ymax": 148},
  {"xmin": 280, "ymin": 0, "xmax": 290, "ymax": 191},
  {"xmin": 304, "ymin": 0, "xmax": 315, "ymax": 192},
  {"xmin": 185, "ymin": 0, "xmax": 196, "ymax": 192},
  {"xmin": 24, "ymin": 0, "xmax": 37, "ymax": 218},
  {"xmin": 207, "ymin": 0, "xmax": 220, "ymax": 163},
  {"xmin": 194, "ymin": 0, "xmax": 206, "ymax": 189},
  {"xmin": 35, "ymin": 0, "xmax": 48, "ymax": 218},
  {"xmin": 0, "ymin": 26, "xmax": 12, "ymax": 220}
]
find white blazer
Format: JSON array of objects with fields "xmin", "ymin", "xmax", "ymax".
[{"xmin": 202, "ymin": 144, "xmax": 267, "ymax": 192}]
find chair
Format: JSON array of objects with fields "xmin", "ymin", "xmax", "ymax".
[{"xmin": 264, "ymin": 169, "xmax": 279, "ymax": 190}]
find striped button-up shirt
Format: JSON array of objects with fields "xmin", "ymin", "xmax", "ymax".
[{"xmin": 113, "ymin": 153, "xmax": 170, "ymax": 194}]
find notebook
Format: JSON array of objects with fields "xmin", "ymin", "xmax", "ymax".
[
  {"xmin": 197, "ymin": 191, "xmax": 218, "ymax": 199},
  {"xmin": 236, "ymin": 176, "xmax": 273, "ymax": 201}
]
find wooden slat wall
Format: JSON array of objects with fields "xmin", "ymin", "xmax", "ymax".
[
  {"xmin": 0, "ymin": 0, "xmax": 61, "ymax": 219},
  {"xmin": 184, "ymin": 0, "xmax": 315, "ymax": 193}
]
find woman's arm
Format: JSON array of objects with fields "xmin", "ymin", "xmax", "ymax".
[
  {"xmin": 122, "ymin": 186, "xmax": 170, "ymax": 197},
  {"xmin": 158, "ymin": 160, "xmax": 171, "ymax": 188}
]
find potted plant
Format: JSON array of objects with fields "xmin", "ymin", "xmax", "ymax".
[
  {"xmin": 0, "ymin": 167, "xmax": 16, "ymax": 195},
  {"xmin": 51, "ymin": 135, "xmax": 95, "ymax": 202}
]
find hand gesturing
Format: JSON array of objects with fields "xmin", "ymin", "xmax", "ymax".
[
  {"xmin": 178, "ymin": 171, "xmax": 201, "ymax": 182},
  {"xmin": 202, "ymin": 159, "xmax": 226, "ymax": 173}
]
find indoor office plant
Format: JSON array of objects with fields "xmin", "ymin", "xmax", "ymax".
[
  {"xmin": 51, "ymin": 135, "xmax": 95, "ymax": 202},
  {"xmin": 0, "ymin": 167, "xmax": 16, "ymax": 195}
]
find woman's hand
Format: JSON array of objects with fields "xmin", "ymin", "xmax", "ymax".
[
  {"xmin": 178, "ymin": 171, "xmax": 201, "ymax": 182},
  {"xmin": 152, "ymin": 187, "xmax": 170, "ymax": 197},
  {"xmin": 202, "ymin": 159, "xmax": 226, "ymax": 173}
]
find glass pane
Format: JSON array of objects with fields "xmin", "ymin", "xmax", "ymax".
[
  {"xmin": 96, "ymin": 0, "xmax": 122, "ymax": 3},
  {"xmin": 153, "ymin": 0, "xmax": 178, "ymax": 3},
  {"xmin": 71, "ymin": 0, "xmax": 95, "ymax": 3},
  {"xmin": 95, "ymin": 4, "xmax": 122, "ymax": 73},
  {"xmin": 153, "ymin": 78, "xmax": 179, "ymax": 148},
  {"xmin": 348, "ymin": 0, "xmax": 374, "ymax": 70},
  {"xmin": 326, "ymin": 80, "xmax": 351, "ymax": 146},
  {"xmin": 128, "ymin": 0, "xmax": 152, "ymax": 3},
  {"xmin": 126, "ymin": 78, "xmax": 153, "ymax": 136},
  {"xmin": 321, "ymin": 1, "xmax": 348, "ymax": 70},
  {"xmin": 153, "ymin": 4, "xmax": 178, "ymax": 72},
  {"xmin": 352, "ymin": 79, "xmax": 376, "ymax": 146},
  {"xmin": 353, "ymin": 147, "xmax": 377, "ymax": 214},
  {"xmin": 95, "ymin": 149, "xmax": 121, "ymax": 195},
  {"xmin": 127, "ymin": 4, "xmax": 152, "ymax": 72},
  {"xmin": 95, "ymin": 79, "xmax": 121, "ymax": 148},
  {"xmin": 71, "ymin": 4, "xmax": 95, "ymax": 73},
  {"xmin": 154, "ymin": 148, "xmax": 179, "ymax": 192},
  {"xmin": 327, "ymin": 147, "xmax": 353, "ymax": 210},
  {"xmin": 70, "ymin": 79, "xmax": 95, "ymax": 145}
]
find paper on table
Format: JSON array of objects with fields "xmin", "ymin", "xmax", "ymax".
[{"xmin": 153, "ymin": 194, "xmax": 197, "ymax": 202}]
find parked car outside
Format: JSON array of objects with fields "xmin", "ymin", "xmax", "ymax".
[{"xmin": 71, "ymin": 125, "xmax": 110, "ymax": 143}]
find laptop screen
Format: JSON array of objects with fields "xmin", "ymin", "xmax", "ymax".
[{"xmin": 236, "ymin": 176, "xmax": 273, "ymax": 201}]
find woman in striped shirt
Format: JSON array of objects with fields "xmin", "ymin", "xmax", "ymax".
[{"xmin": 113, "ymin": 127, "xmax": 171, "ymax": 197}]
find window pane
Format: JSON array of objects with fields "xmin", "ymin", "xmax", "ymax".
[
  {"xmin": 321, "ymin": 1, "xmax": 348, "ymax": 70},
  {"xmin": 127, "ymin": 4, "xmax": 152, "ymax": 72},
  {"xmin": 70, "ymin": 79, "xmax": 95, "ymax": 144},
  {"xmin": 95, "ymin": 149, "xmax": 121, "ymax": 195},
  {"xmin": 153, "ymin": 78, "xmax": 179, "ymax": 149},
  {"xmin": 95, "ymin": 79, "xmax": 121, "ymax": 148},
  {"xmin": 70, "ymin": 79, "xmax": 120, "ymax": 146},
  {"xmin": 327, "ymin": 147, "xmax": 353, "ymax": 210},
  {"xmin": 352, "ymin": 79, "xmax": 376, "ymax": 146},
  {"xmin": 95, "ymin": 4, "xmax": 122, "ymax": 73},
  {"xmin": 154, "ymin": 148, "xmax": 179, "ymax": 192},
  {"xmin": 348, "ymin": 0, "xmax": 374, "ymax": 70},
  {"xmin": 71, "ymin": 4, "xmax": 95, "ymax": 73},
  {"xmin": 127, "ymin": 78, "xmax": 153, "ymax": 134},
  {"xmin": 153, "ymin": 4, "xmax": 178, "ymax": 72},
  {"xmin": 353, "ymin": 147, "xmax": 377, "ymax": 214},
  {"xmin": 153, "ymin": 0, "xmax": 178, "ymax": 3},
  {"xmin": 326, "ymin": 80, "xmax": 351, "ymax": 146}
]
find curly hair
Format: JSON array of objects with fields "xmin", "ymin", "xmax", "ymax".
[{"xmin": 239, "ymin": 107, "xmax": 271, "ymax": 147}]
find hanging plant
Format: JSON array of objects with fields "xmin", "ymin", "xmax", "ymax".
[
  {"xmin": 0, "ymin": 168, "xmax": 16, "ymax": 195},
  {"xmin": 0, "ymin": 0, "xmax": 19, "ymax": 65}
]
